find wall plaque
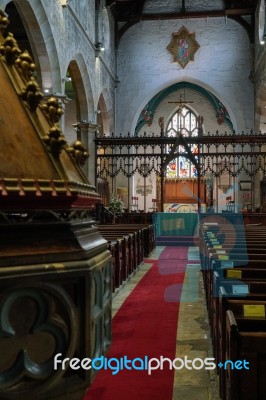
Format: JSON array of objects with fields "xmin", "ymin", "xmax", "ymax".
[{"xmin": 167, "ymin": 26, "xmax": 200, "ymax": 69}]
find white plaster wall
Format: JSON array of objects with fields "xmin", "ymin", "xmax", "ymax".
[{"xmin": 116, "ymin": 17, "xmax": 254, "ymax": 135}]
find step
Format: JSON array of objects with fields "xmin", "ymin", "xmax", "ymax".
[{"xmin": 156, "ymin": 235, "xmax": 199, "ymax": 246}]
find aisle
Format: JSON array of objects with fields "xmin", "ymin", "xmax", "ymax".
[
  {"xmin": 84, "ymin": 246, "xmax": 219, "ymax": 400},
  {"xmin": 83, "ymin": 246, "xmax": 187, "ymax": 400},
  {"xmin": 172, "ymin": 247, "xmax": 219, "ymax": 400}
]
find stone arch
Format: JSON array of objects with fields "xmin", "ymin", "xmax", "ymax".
[
  {"xmin": 96, "ymin": 89, "xmax": 113, "ymax": 135},
  {"xmin": 6, "ymin": 0, "xmax": 61, "ymax": 92},
  {"xmin": 61, "ymin": 55, "xmax": 95, "ymax": 182},
  {"xmin": 63, "ymin": 55, "xmax": 94, "ymax": 142},
  {"xmin": 131, "ymin": 77, "xmax": 238, "ymax": 135},
  {"xmin": 255, "ymin": 81, "xmax": 266, "ymax": 132}
]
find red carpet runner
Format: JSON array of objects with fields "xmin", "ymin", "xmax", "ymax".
[{"xmin": 83, "ymin": 246, "xmax": 188, "ymax": 400}]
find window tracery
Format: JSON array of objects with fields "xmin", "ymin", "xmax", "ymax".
[{"xmin": 166, "ymin": 106, "xmax": 199, "ymax": 178}]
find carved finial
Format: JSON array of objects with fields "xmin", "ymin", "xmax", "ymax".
[
  {"xmin": 0, "ymin": 10, "xmax": 10, "ymax": 32},
  {"xmin": 43, "ymin": 125, "xmax": 66, "ymax": 158},
  {"xmin": 67, "ymin": 140, "xmax": 89, "ymax": 166},
  {"xmin": 0, "ymin": 32, "xmax": 21, "ymax": 64},
  {"xmin": 41, "ymin": 97, "xmax": 64, "ymax": 124},
  {"xmin": 16, "ymin": 50, "xmax": 36, "ymax": 80},
  {"xmin": 20, "ymin": 78, "xmax": 43, "ymax": 111}
]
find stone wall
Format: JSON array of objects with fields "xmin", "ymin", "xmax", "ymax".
[{"xmin": 116, "ymin": 17, "xmax": 254, "ymax": 135}]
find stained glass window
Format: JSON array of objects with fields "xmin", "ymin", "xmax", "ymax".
[{"xmin": 166, "ymin": 106, "xmax": 199, "ymax": 178}]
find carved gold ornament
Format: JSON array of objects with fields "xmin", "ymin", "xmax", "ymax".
[
  {"xmin": 0, "ymin": 32, "xmax": 21, "ymax": 64},
  {"xmin": 67, "ymin": 140, "xmax": 89, "ymax": 166},
  {"xmin": 21, "ymin": 78, "xmax": 43, "ymax": 111},
  {"xmin": 0, "ymin": 9, "xmax": 9, "ymax": 32},
  {"xmin": 41, "ymin": 97, "xmax": 64, "ymax": 124},
  {"xmin": 16, "ymin": 50, "xmax": 36, "ymax": 80},
  {"xmin": 43, "ymin": 125, "xmax": 67, "ymax": 158}
]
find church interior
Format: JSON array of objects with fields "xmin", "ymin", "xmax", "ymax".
[{"xmin": 0, "ymin": 0, "xmax": 266, "ymax": 399}]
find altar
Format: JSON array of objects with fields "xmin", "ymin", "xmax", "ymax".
[{"xmin": 153, "ymin": 212, "xmax": 199, "ymax": 237}]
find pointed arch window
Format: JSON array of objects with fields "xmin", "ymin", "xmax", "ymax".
[{"xmin": 166, "ymin": 106, "xmax": 199, "ymax": 178}]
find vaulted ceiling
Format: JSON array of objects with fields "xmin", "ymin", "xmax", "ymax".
[{"xmin": 107, "ymin": 0, "xmax": 259, "ymax": 44}]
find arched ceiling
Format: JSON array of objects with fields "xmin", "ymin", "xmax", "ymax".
[{"xmin": 106, "ymin": 0, "xmax": 259, "ymax": 45}]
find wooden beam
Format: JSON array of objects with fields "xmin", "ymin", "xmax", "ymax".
[
  {"xmin": 225, "ymin": 8, "xmax": 254, "ymax": 15},
  {"xmin": 117, "ymin": 8, "xmax": 254, "ymax": 22}
]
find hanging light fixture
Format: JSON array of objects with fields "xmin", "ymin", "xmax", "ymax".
[
  {"xmin": 95, "ymin": 42, "xmax": 105, "ymax": 57},
  {"xmin": 260, "ymin": 29, "xmax": 266, "ymax": 45},
  {"xmin": 61, "ymin": 0, "xmax": 68, "ymax": 7}
]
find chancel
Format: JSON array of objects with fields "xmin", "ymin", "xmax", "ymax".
[{"xmin": 1, "ymin": 1, "xmax": 266, "ymax": 400}]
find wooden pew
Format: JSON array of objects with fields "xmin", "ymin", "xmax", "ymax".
[
  {"xmin": 209, "ymin": 266, "xmax": 266, "ymax": 327},
  {"xmin": 224, "ymin": 310, "xmax": 266, "ymax": 400},
  {"xmin": 97, "ymin": 223, "xmax": 155, "ymax": 258},
  {"xmin": 97, "ymin": 225, "xmax": 143, "ymax": 266},
  {"xmin": 199, "ymin": 222, "xmax": 266, "ymax": 400},
  {"xmin": 97, "ymin": 223, "xmax": 155, "ymax": 291},
  {"xmin": 212, "ymin": 281, "xmax": 266, "ymax": 359},
  {"xmin": 102, "ymin": 233, "xmax": 131, "ymax": 287},
  {"xmin": 202, "ymin": 248, "xmax": 266, "ymax": 315},
  {"xmin": 218, "ymin": 295, "xmax": 266, "ymax": 352},
  {"xmin": 107, "ymin": 237, "xmax": 123, "ymax": 290},
  {"xmin": 107, "ymin": 241, "xmax": 116, "ymax": 293}
]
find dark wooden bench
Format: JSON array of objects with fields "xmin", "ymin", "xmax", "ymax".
[
  {"xmin": 200, "ymin": 223, "xmax": 266, "ymax": 400},
  {"xmin": 202, "ymin": 250, "xmax": 266, "ymax": 316},
  {"xmin": 207, "ymin": 264, "xmax": 266, "ymax": 324},
  {"xmin": 107, "ymin": 241, "xmax": 116, "ymax": 292},
  {"xmin": 97, "ymin": 225, "xmax": 143, "ymax": 265},
  {"xmin": 97, "ymin": 223, "xmax": 155, "ymax": 257},
  {"xmin": 224, "ymin": 310, "xmax": 266, "ymax": 400},
  {"xmin": 218, "ymin": 296, "xmax": 266, "ymax": 356},
  {"xmin": 106, "ymin": 237, "xmax": 123, "ymax": 290},
  {"xmin": 97, "ymin": 223, "xmax": 155, "ymax": 291},
  {"xmin": 199, "ymin": 229, "xmax": 266, "ymax": 287},
  {"xmin": 212, "ymin": 281, "xmax": 266, "ymax": 360},
  {"xmin": 117, "ymin": 223, "xmax": 155, "ymax": 256},
  {"xmin": 199, "ymin": 222, "xmax": 266, "ymax": 400}
]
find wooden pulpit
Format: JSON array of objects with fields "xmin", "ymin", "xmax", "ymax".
[{"xmin": 0, "ymin": 10, "xmax": 111, "ymax": 399}]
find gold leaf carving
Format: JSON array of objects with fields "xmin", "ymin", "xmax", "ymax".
[
  {"xmin": 0, "ymin": 10, "xmax": 10, "ymax": 32},
  {"xmin": 41, "ymin": 97, "xmax": 64, "ymax": 124},
  {"xmin": 20, "ymin": 78, "xmax": 43, "ymax": 111},
  {"xmin": 67, "ymin": 140, "xmax": 89, "ymax": 166},
  {"xmin": 0, "ymin": 32, "xmax": 21, "ymax": 64},
  {"xmin": 16, "ymin": 50, "xmax": 36, "ymax": 80},
  {"xmin": 43, "ymin": 125, "xmax": 66, "ymax": 158}
]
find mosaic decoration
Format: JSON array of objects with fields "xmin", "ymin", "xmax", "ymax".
[{"xmin": 167, "ymin": 26, "xmax": 200, "ymax": 69}]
